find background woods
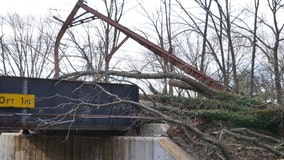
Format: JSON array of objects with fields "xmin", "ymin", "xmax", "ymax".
[
  {"xmin": 0, "ymin": 0, "xmax": 283, "ymax": 104},
  {"xmin": 1, "ymin": 0, "xmax": 284, "ymax": 159}
]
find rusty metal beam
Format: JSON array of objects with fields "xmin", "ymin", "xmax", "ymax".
[
  {"xmin": 54, "ymin": 0, "xmax": 83, "ymax": 77},
  {"xmin": 54, "ymin": 0, "xmax": 227, "ymax": 91},
  {"xmin": 71, "ymin": 16, "xmax": 97, "ymax": 27},
  {"xmin": 78, "ymin": 1, "xmax": 226, "ymax": 91}
]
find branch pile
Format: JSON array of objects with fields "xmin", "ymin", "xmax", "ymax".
[{"xmin": 140, "ymin": 94, "xmax": 284, "ymax": 159}]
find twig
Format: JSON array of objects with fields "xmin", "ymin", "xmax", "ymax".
[
  {"xmin": 223, "ymin": 129, "xmax": 284, "ymax": 158},
  {"xmin": 230, "ymin": 128, "xmax": 281, "ymax": 143}
]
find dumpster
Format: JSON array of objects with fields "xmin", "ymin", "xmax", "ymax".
[{"xmin": 0, "ymin": 76, "xmax": 139, "ymax": 136}]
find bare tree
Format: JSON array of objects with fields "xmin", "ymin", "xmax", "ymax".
[
  {"xmin": 64, "ymin": 0, "xmax": 126, "ymax": 82},
  {"xmin": 248, "ymin": 0, "xmax": 260, "ymax": 98},
  {"xmin": 0, "ymin": 13, "xmax": 56, "ymax": 78},
  {"xmin": 251, "ymin": 0, "xmax": 284, "ymax": 105},
  {"xmin": 175, "ymin": 0, "xmax": 245, "ymax": 93},
  {"xmin": 267, "ymin": 0, "xmax": 284, "ymax": 105},
  {"xmin": 137, "ymin": 0, "xmax": 178, "ymax": 95},
  {"xmin": 176, "ymin": 0, "xmax": 212, "ymax": 74},
  {"xmin": 207, "ymin": 0, "xmax": 239, "ymax": 91}
]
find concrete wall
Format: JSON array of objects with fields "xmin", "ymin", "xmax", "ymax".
[
  {"xmin": 0, "ymin": 133, "xmax": 193, "ymax": 160},
  {"xmin": 0, "ymin": 133, "xmax": 108, "ymax": 160}
]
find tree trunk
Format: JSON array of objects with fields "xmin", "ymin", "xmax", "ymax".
[{"xmin": 250, "ymin": 0, "xmax": 259, "ymax": 98}]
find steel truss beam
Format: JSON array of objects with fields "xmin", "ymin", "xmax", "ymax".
[{"xmin": 54, "ymin": 0, "xmax": 227, "ymax": 91}]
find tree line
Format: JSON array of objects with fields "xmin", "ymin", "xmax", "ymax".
[{"xmin": 0, "ymin": 0, "xmax": 283, "ymax": 105}]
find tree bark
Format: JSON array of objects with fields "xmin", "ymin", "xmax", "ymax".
[
  {"xmin": 250, "ymin": 0, "xmax": 259, "ymax": 98},
  {"xmin": 57, "ymin": 70, "xmax": 221, "ymax": 98}
]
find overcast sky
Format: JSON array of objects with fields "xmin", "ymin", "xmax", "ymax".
[
  {"xmin": 0, "ymin": 0, "xmax": 78, "ymax": 16},
  {"xmin": 0, "ymin": 0, "xmax": 157, "ymax": 29},
  {"xmin": 0, "ymin": 0, "xmax": 252, "ymax": 20}
]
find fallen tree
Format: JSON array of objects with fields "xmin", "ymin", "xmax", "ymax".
[
  {"xmin": 58, "ymin": 70, "xmax": 282, "ymax": 132},
  {"xmin": 57, "ymin": 70, "xmax": 269, "ymax": 109},
  {"xmin": 56, "ymin": 70, "xmax": 284, "ymax": 159},
  {"xmin": 58, "ymin": 70, "xmax": 236, "ymax": 99}
]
